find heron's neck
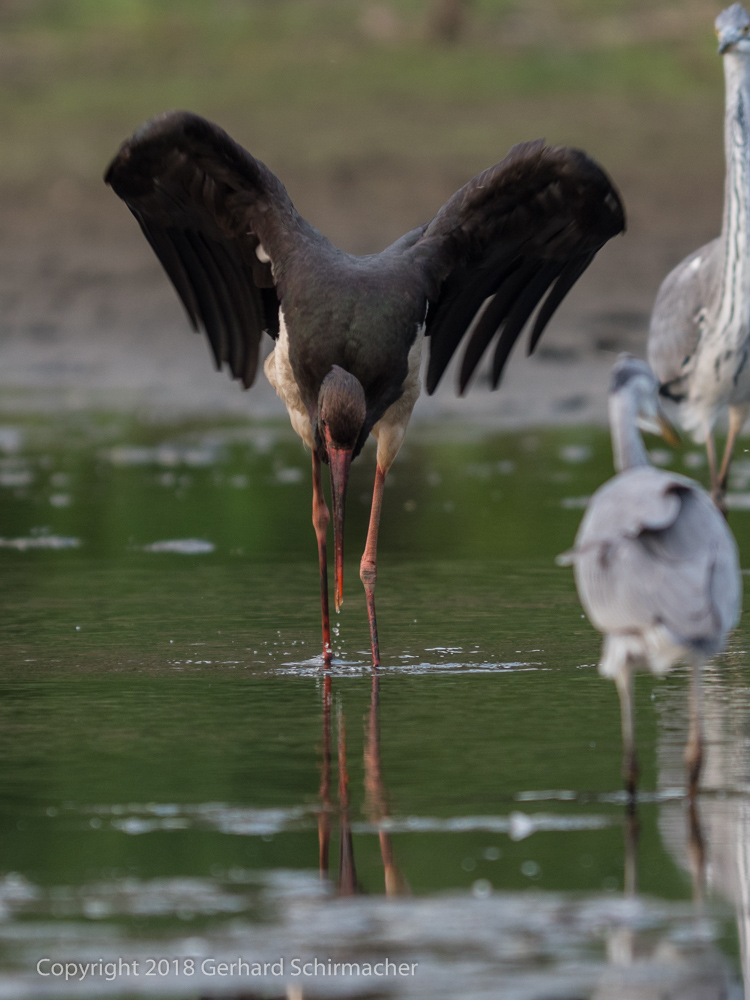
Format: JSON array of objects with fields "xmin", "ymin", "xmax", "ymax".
[
  {"xmin": 718, "ymin": 54, "xmax": 750, "ymax": 331},
  {"xmin": 609, "ymin": 393, "xmax": 649, "ymax": 472}
]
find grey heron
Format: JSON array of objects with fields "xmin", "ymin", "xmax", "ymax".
[
  {"xmin": 559, "ymin": 355, "xmax": 742, "ymax": 797},
  {"xmin": 649, "ymin": 3, "xmax": 750, "ymax": 511}
]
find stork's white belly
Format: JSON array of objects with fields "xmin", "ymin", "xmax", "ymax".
[
  {"xmin": 264, "ymin": 314, "xmax": 424, "ymax": 466},
  {"xmin": 371, "ymin": 325, "xmax": 424, "ymax": 472},
  {"xmin": 263, "ymin": 311, "xmax": 315, "ymax": 449}
]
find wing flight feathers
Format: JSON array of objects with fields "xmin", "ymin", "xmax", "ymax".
[
  {"xmin": 107, "ymin": 116, "xmax": 624, "ymax": 399},
  {"xmin": 526, "ymin": 252, "xmax": 595, "ymax": 357},
  {"xmin": 105, "ymin": 111, "xmax": 300, "ymax": 388},
  {"xmin": 422, "ymin": 141, "xmax": 625, "ymax": 395}
]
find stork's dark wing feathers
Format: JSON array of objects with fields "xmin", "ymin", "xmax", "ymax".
[
  {"xmin": 526, "ymin": 251, "xmax": 595, "ymax": 356},
  {"xmin": 489, "ymin": 259, "xmax": 563, "ymax": 386},
  {"xmin": 458, "ymin": 258, "xmax": 535, "ymax": 391},
  {"xmin": 107, "ymin": 115, "xmax": 623, "ymax": 399},
  {"xmin": 105, "ymin": 111, "xmax": 297, "ymax": 389},
  {"xmin": 420, "ymin": 140, "xmax": 625, "ymax": 394},
  {"xmin": 136, "ymin": 215, "xmax": 200, "ymax": 330}
]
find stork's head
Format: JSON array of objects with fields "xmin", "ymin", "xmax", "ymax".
[
  {"xmin": 608, "ymin": 354, "xmax": 680, "ymax": 446},
  {"xmin": 317, "ymin": 366, "xmax": 367, "ymax": 613},
  {"xmin": 717, "ymin": 4, "xmax": 750, "ymax": 55}
]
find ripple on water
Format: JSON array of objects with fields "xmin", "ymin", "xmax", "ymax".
[
  {"xmin": 140, "ymin": 539, "xmax": 215, "ymax": 554},
  {"xmin": 0, "ymin": 535, "xmax": 80, "ymax": 550},
  {"xmin": 64, "ymin": 801, "xmax": 620, "ymax": 843},
  {"xmin": 102, "ymin": 445, "xmax": 220, "ymax": 467},
  {"xmin": 724, "ymin": 493, "xmax": 750, "ymax": 510},
  {"xmin": 274, "ymin": 658, "xmax": 544, "ymax": 677}
]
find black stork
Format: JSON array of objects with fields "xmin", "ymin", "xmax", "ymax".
[{"xmin": 105, "ymin": 111, "xmax": 625, "ymax": 668}]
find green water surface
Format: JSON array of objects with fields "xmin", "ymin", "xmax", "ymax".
[{"xmin": 0, "ymin": 413, "xmax": 745, "ymax": 997}]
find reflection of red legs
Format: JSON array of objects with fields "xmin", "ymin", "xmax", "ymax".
[
  {"xmin": 364, "ymin": 673, "xmax": 385, "ymax": 818},
  {"xmin": 312, "ymin": 451, "xmax": 332, "ymax": 665},
  {"xmin": 364, "ymin": 672, "xmax": 409, "ymax": 895},
  {"xmin": 337, "ymin": 709, "xmax": 359, "ymax": 895},
  {"xmin": 317, "ymin": 673, "xmax": 332, "ymax": 881},
  {"xmin": 360, "ymin": 465, "xmax": 386, "ymax": 668}
]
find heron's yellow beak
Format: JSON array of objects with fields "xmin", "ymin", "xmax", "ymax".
[{"xmin": 657, "ymin": 411, "xmax": 681, "ymax": 448}]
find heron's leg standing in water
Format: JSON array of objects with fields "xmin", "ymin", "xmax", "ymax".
[
  {"xmin": 717, "ymin": 403, "xmax": 750, "ymax": 500},
  {"xmin": 312, "ymin": 451, "xmax": 332, "ymax": 665},
  {"xmin": 615, "ymin": 665, "xmax": 639, "ymax": 798},
  {"xmin": 706, "ymin": 427, "xmax": 721, "ymax": 507},
  {"xmin": 360, "ymin": 465, "xmax": 386, "ymax": 668},
  {"xmin": 685, "ymin": 657, "xmax": 704, "ymax": 796}
]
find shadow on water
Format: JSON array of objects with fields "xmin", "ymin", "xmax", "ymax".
[{"xmin": 0, "ymin": 413, "xmax": 746, "ymax": 995}]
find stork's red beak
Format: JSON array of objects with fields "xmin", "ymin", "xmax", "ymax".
[{"xmin": 326, "ymin": 435, "xmax": 353, "ymax": 614}]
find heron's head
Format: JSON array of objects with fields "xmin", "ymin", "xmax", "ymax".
[
  {"xmin": 608, "ymin": 354, "xmax": 680, "ymax": 446},
  {"xmin": 316, "ymin": 366, "xmax": 367, "ymax": 613},
  {"xmin": 716, "ymin": 4, "xmax": 750, "ymax": 56}
]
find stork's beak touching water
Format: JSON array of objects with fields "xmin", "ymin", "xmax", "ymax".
[{"xmin": 318, "ymin": 367, "xmax": 367, "ymax": 615}]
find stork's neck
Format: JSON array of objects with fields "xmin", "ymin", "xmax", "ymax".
[
  {"xmin": 718, "ymin": 54, "xmax": 750, "ymax": 332},
  {"xmin": 609, "ymin": 393, "xmax": 649, "ymax": 472}
]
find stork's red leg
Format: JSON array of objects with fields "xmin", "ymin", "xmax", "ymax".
[
  {"xmin": 360, "ymin": 465, "xmax": 386, "ymax": 668},
  {"xmin": 312, "ymin": 451, "xmax": 332, "ymax": 665}
]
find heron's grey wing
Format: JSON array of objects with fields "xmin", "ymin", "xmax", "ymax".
[
  {"xmin": 417, "ymin": 140, "xmax": 625, "ymax": 395},
  {"xmin": 573, "ymin": 467, "xmax": 741, "ymax": 652},
  {"xmin": 105, "ymin": 111, "xmax": 306, "ymax": 388},
  {"xmin": 647, "ymin": 239, "xmax": 721, "ymax": 398}
]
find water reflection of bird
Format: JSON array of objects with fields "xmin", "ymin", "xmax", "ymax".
[
  {"xmin": 648, "ymin": 4, "xmax": 750, "ymax": 512},
  {"xmin": 105, "ymin": 111, "xmax": 624, "ymax": 667},
  {"xmin": 559, "ymin": 355, "xmax": 742, "ymax": 797},
  {"xmin": 592, "ymin": 801, "xmax": 736, "ymax": 1000},
  {"xmin": 364, "ymin": 674, "xmax": 410, "ymax": 897},
  {"xmin": 315, "ymin": 676, "xmax": 361, "ymax": 895},
  {"xmin": 316, "ymin": 674, "xmax": 408, "ymax": 897},
  {"xmin": 658, "ymin": 669, "xmax": 750, "ymax": 999}
]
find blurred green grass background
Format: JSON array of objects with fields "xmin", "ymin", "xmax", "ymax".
[{"xmin": 0, "ymin": 0, "xmax": 726, "ymax": 187}]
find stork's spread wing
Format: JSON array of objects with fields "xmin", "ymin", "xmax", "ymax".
[
  {"xmin": 420, "ymin": 141, "xmax": 625, "ymax": 395},
  {"xmin": 105, "ymin": 111, "xmax": 301, "ymax": 388},
  {"xmin": 570, "ymin": 467, "xmax": 741, "ymax": 650}
]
